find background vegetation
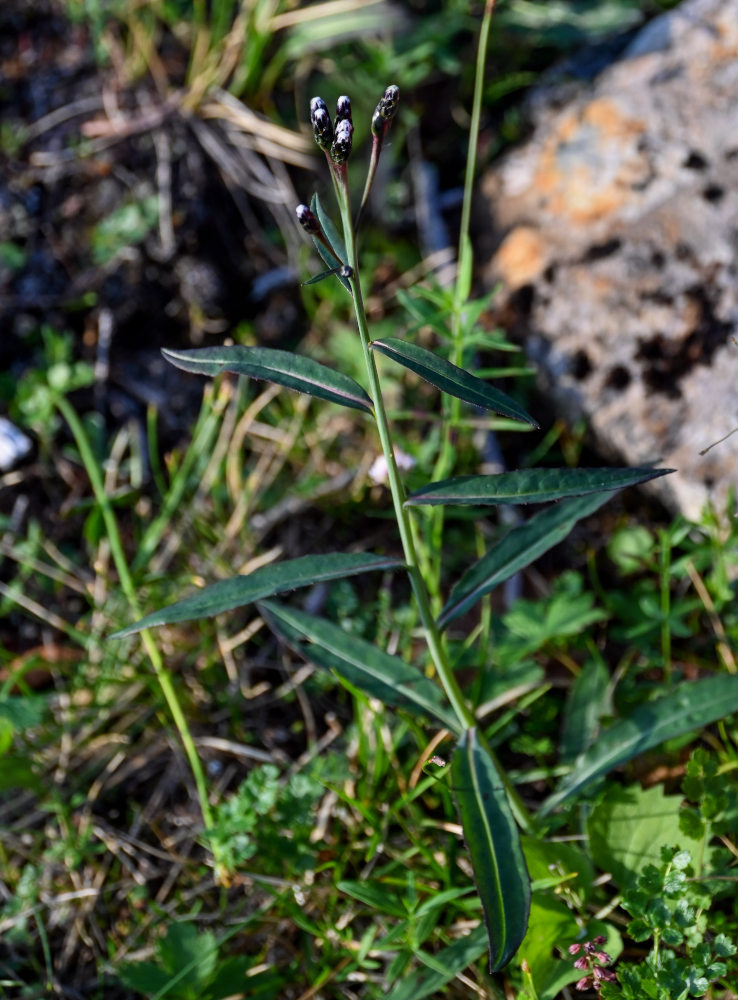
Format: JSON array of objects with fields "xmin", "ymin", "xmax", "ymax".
[{"xmin": 1, "ymin": 1, "xmax": 736, "ymax": 999}]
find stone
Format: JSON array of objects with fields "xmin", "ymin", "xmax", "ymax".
[{"xmin": 478, "ymin": 0, "xmax": 738, "ymax": 520}]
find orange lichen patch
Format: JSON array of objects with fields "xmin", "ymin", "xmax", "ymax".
[
  {"xmin": 583, "ymin": 96, "xmax": 644, "ymax": 139},
  {"xmin": 711, "ymin": 12, "xmax": 738, "ymax": 62},
  {"xmin": 494, "ymin": 226, "xmax": 547, "ymax": 288},
  {"xmin": 531, "ymin": 98, "xmax": 647, "ymax": 225}
]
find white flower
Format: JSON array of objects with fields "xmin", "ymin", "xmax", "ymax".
[{"xmin": 368, "ymin": 448, "xmax": 415, "ymax": 484}]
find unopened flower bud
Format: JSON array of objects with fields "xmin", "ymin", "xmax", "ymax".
[
  {"xmin": 331, "ymin": 118, "xmax": 353, "ymax": 164},
  {"xmin": 335, "ymin": 95, "xmax": 352, "ymax": 125},
  {"xmin": 310, "ymin": 97, "xmax": 333, "ymax": 151},
  {"xmin": 371, "ymin": 84, "xmax": 400, "ymax": 138},
  {"xmin": 296, "ymin": 204, "xmax": 321, "ymax": 235},
  {"xmin": 378, "ymin": 84, "xmax": 399, "ymax": 120}
]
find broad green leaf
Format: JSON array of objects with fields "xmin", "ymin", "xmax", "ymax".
[
  {"xmin": 310, "ymin": 192, "xmax": 351, "ymax": 293},
  {"xmin": 521, "ymin": 836, "xmax": 595, "ymax": 904},
  {"xmin": 586, "ymin": 784, "xmax": 705, "ymax": 889},
  {"xmin": 258, "ymin": 600, "xmax": 459, "ymax": 732},
  {"xmin": 162, "ymin": 345, "xmax": 372, "ymax": 413},
  {"xmin": 439, "ymin": 491, "xmax": 615, "ymax": 627},
  {"xmin": 112, "ymin": 553, "xmax": 401, "ymax": 638},
  {"xmin": 520, "ymin": 900, "xmax": 620, "ymax": 1000},
  {"xmin": 543, "ymin": 675, "xmax": 738, "ymax": 813},
  {"xmin": 159, "ymin": 923, "xmax": 217, "ymax": 989},
  {"xmin": 371, "ymin": 337, "xmax": 536, "ymax": 426},
  {"xmin": 406, "ymin": 466, "xmax": 673, "ymax": 507},
  {"xmin": 385, "ymin": 925, "xmax": 489, "ymax": 1000},
  {"xmin": 560, "ymin": 655, "xmax": 611, "ymax": 765},
  {"xmin": 519, "ymin": 896, "xmax": 577, "ymax": 999},
  {"xmin": 503, "ymin": 580, "xmax": 606, "ymax": 650},
  {"xmin": 451, "ymin": 728, "xmax": 530, "ymax": 971}
]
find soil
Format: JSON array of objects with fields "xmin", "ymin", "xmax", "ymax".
[{"xmin": 0, "ymin": 0, "xmax": 307, "ymax": 438}]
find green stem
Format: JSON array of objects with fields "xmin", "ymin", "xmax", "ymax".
[
  {"xmin": 659, "ymin": 529, "xmax": 672, "ymax": 684},
  {"xmin": 55, "ymin": 395, "xmax": 219, "ymax": 859},
  {"xmin": 335, "ymin": 179, "xmax": 532, "ymax": 832},
  {"xmin": 429, "ymin": 0, "xmax": 498, "ymax": 597},
  {"xmin": 336, "ymin": 186, "xmax": 473, "ymax": 731}
]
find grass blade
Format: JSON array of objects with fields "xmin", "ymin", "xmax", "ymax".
[
  {"xmin": 439, "ymin": 491, "xmax": 615, "ymax": 627},
  {"xmin": 162, "ymin": 346, "xmax": 372, "ymax": 413},
  {"xmin": 258, "ymin": 600, "xmax": 460, "ymax": 732},
  {"xmin": 371, "ymin": 337, "xmax": 536, "ymax": 426},
  {"xmin": 451, "ymin": 728, "xmax": 530, "ymax": 971},
  {"xmin": 386, "ymin": 925, "xmax": 489, "ymax": 1000},
  {"xmin": 112, "ymin": 553, "xmax": 402, "ymax": 638},
  {"xmin": 407, "ymin": 467, "xmax": 673, "ymax": 507},
  {"xmin": 543, "ymin": 675, "xmax": 738, "ymax": 813}
]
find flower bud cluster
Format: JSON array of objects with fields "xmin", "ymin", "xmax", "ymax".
[
  {"xmin": 568, "ymin": 937, "xmax": 618, "ymax": 992},
  {"xmin": 310, "ymin": 95, "xmax": 354, "ymax": 165}
]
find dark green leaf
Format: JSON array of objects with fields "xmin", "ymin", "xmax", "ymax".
[
  {"xmin": 258, "ymin": 601, "xmax": 459, "ymax": 732},
  {"xmin": 371, "ymin": 337, "xmax": 536, "ymax": 426},
  {"xmin": 112, "ymin": 553, "xmax": 401, "ymax": 638},
  {"xmin": 439, "ymin": 491, "xmax": 615, "ymax": 627},
  {"xmin": 162, "ymin": 346, "xmax": 372, "ymax": 413},
  {"xmin": 543, "ymin": 675, "xmax": 738, "ymax": 813},
  {"xmin": 407, "ymin": 467, "xmax": 673, "ymax": 507},
  {"xmin": 301, "ymin": 266, "xmax": 345, "ymax": 286},
  {"xmin": 560, "ymin": 655, "xmax": 611, "ymax": 765},
  {"xmin": 385, "ymin": 926, "xmax": 489, "ymax": 1000},
  {"xmin": 310, "ymin": 192, "xmax": 351, "ymax": 293},
  {"xmin": 451, "ymin": 728, "xmax": 530, "ymax": 971}
]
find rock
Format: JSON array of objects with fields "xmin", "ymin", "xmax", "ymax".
[{"xmin": 479, "ymin": 0, "xmax": 738, "ymax": 520}]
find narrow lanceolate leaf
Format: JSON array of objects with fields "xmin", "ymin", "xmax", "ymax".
[
  {"xmin": 301, "ymin": 266, "xmax": 348, "ymax": 287},
  {"xmin": 542, "ymin": 675, "xmax": 738, "ymax": 814},
  {"xmin": 406, "ymin": 466, "xmax": 673, "ymax": 507},
  {"xmin": 371, "ymin": 338, "xmax": 536, "ymax": 427},
  {"xmin": 162, "ymin": 346, "xmax": 372, "ymax": 413},
  {"xmin": 452, "ymin": 728, "xmax": 530, "ymax": 971},
  {"xmin": 439, "ymin": 492, "xmax": 614, "ymax": 627},
  {"xmin": 111, "ymin": 553, "xmax": 401, "ymax": 639},
  {"xmin": 258, "ymin": 600, "xmax": 459, "ymax": 733},
  {"xmin": 310, "ymin": 192, "xmax": 352, "ymax": 293}
]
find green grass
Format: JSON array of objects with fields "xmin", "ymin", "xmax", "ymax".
[
  {"xmin": 3, "ymin": 1, "xmax": 738, "ymax": 998},
  {"xmin": 2, "ymin": 286, "xmax": 737, "ymax": 1000}
]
